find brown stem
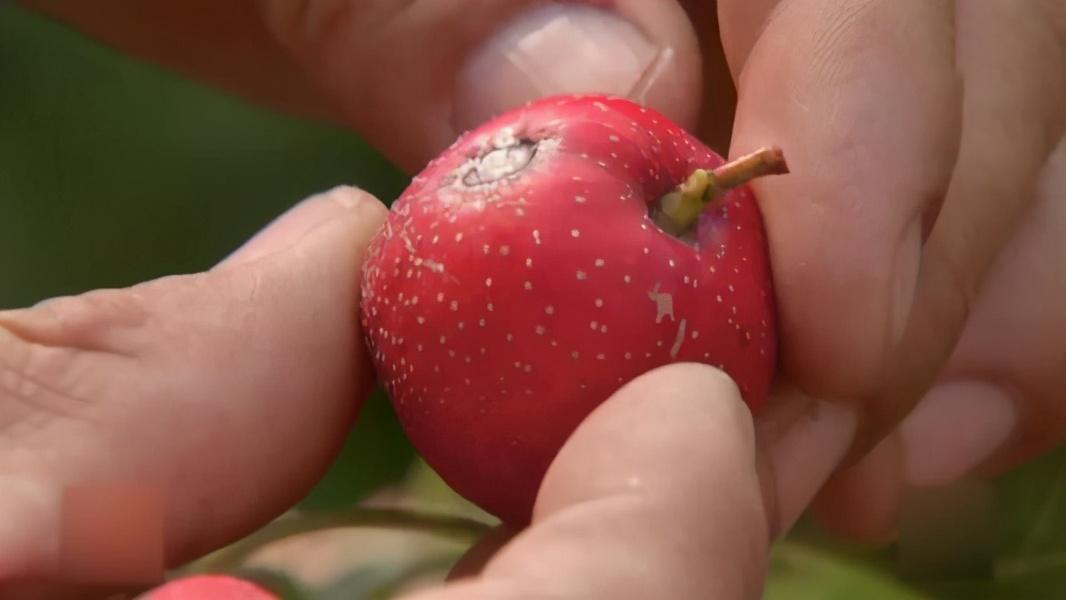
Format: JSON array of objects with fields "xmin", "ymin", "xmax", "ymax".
[
  {"xmin": 712, "ymin": 147, "xmax": 790, "ymax": 190},
  {"xmin": 653, "ymin": 146, "xmax": 789, "ymax": 236}
]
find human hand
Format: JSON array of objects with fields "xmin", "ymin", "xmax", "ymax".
[
  {"xmin": 0, "ymin": 187, "xmax": 387, "ymax": 597},
  {"xmin": 720, "ymin": 0, "xmax": 1066, "ymax": 540},
  {"xmin": 406, "ymin": 364, "xmax": 773, "ymax": 600},
  {"xmin": 20, "ymin": 0, "xmax": 710, "ymax": 172},
  {"xmin": 5, "ymin": 3, "xmax": 853, "ymax": 597},
  {"xmin": 9, "ymin": 0, "xmax": 1064, "ymax": 593},
  {"xmin": 0, "ymin": 184, "xmax": 825, "ymax": 600},
  {"xmin": 17, "ymin": 0, "xmax": 856, "ymax": 537},
  {"xmin": 147, "ymin": 364, "xmax": 781, "ymax": 600}
]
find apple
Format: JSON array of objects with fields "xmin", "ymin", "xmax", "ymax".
[{"xmin": 361, "ymin": 95, "xmax": 784, "ymax": 524}]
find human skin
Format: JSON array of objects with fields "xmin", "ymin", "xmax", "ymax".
[{"xmin": 2, "ymin": 0, "xmax": 1065, "ymax": 597}]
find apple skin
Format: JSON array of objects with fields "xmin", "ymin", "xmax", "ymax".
[
  {"xmin": 362, "ymin": 95, "xmax": 776, "ymax": 524},
  {"xmin": 139, "ymin": 575, "xmax": 277, "ymax": 599}
]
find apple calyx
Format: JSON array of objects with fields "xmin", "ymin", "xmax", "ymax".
[{"xmin": 654, "ymin": 146, "xmax": 789, "ymax": 237}]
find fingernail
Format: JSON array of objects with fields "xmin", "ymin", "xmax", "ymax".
[
  {"xmin": 452, "ymin": 4, "xmax": 672, "ymax": 133},
  {"xmin": 900, "ymin": 380, "xmax": 1017, "ymax": 486},
  {"xmin": 221, "ymin": 186, "xmax": 375, "ymax": 266},
  {"xmin": 767, "ymin": 400, "xmax": 857, "ymax": 536}
]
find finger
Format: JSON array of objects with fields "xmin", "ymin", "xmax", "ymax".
[
  {"xmin": 421, "ymin": 365, "xmax": 857, "ymax": 599},
  {"xmin": 23, "ymin": 0, "xmax": 705, "ymax": 174},
  {"xmin": 811, "ymin": 432, "xmax": 903, "ymax": 544},
  {"xmin": 901, "ymin": 132, "xmax": 1066, "ymax": 485},
  {"xmin": 0, "ymin": 187, "xmax": 386, "ymax": 586},
  {"xmin": 408, "ymin": 363, "xmax": 771, "ymax": 599},
  {"xmin": 675, "ymin": 0, "xmax": 738, "ymax": 152},
  {"xmin": 262, "ymin": 0, "xmax": 703, "ymax": 171},
  {"xmin": 720, "ymin": 0, "xmax": 961, "ymax": 408},
  {"xmin": 809, "ymin": 135, "xmax": 1066, "ymax": 542},
  {"xmin": 754, "ymin": 385, "xmax": 857, "ymax": 536},
  {"xmin": 716, "ymin": 0, "xmax": 779, "ymax": 76},
  {"xmin": 868, "ymin": 0, "xmax": 1066, "ymax": 438},
  {"xmin": 445, "ymin": 526, "xmax": 517, "ymax": 582}
]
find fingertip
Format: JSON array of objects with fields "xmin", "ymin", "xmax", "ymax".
[
  {"xmin": 221, "ymin": 185, "xmax": 387, "ymax": 267},
  {"xmin": 622, "ymin": 362, "xmax": 750, "ymax": 423},
  {"xmin": 470, "ymin": 361, "xmax": 769, "ymax": 598},
  {"xmin": 325, "ymin": 184, "xmax": 389, "ymax": 213},
  {"xmin": 453, "ymin": 1, "xmax": 702, "ymax": 136},
  {"xmin": 900, "ymin": 381, "xmax": 1018, "ymax": 487},
  {"xmin": 534, "ymin": 362, "xmax": 758, "ymax": 524},
  {"xmin": 260, "ymin": 0, "xmax": 703, "ymax": 172}
]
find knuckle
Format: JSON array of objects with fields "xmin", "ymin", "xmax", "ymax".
[
  {"xmin": 35, "ymin": 288, "xmax": 150, "ymax": 354},
  {"xmin": 0, "ymin": 325, "xmax": 99, "ymax": 430}
]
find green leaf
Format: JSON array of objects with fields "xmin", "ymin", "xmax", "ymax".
[
  {"xmin": 231, "ymin": 566, "xmax": 313, "ymax": 600},
  {"xmin": 903, "ymin": 447, "xmax": 1066, "ymax": 594},
  {"xmin": 919, "ymin": 571, "xmax": 1066, "ymax": 600},
  {"xmin": 315, "ymin": 557, "xmax": 458, "ymax": 600},
  {"xmin": 766, "ymin": 539, "xmax": 931, "ymax": 600},
  {"xmin": 187, "ymin": 506, "xmax": 489, "ymax": 573},
  {"xmin": 403, "ymin": 458, "xmax": 499, "ymax": 523},
  {"xmin": 993, "ymin": 446, "xmax": 1066, "ymax": 566}
]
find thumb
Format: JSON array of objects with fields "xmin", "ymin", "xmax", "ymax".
[
  {"xmin": 409, "ymin": 364, "xmax": 770, "ymax": 600},
  {"xmin": 256, "ymin": 0, "xmax": 703, "ymax": 171},
  {"xmin": 0, "ymin": 187, "xmax": 385, "ymax": 593}
]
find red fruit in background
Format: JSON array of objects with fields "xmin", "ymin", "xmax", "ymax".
[
  {"xmin": 361, "ymin": 95, "xmax": 784, "ymax": 524},
  {"xmin": 140, "ymin": 575, "xmax": 277, "ymax": 599}
]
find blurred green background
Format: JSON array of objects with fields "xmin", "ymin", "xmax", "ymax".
[{"xmin": 2, "ymin": 5, "xmax": 1064, "ymax": 598}]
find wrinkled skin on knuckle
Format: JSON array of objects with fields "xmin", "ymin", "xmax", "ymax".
[{"xmin": 0, "ymin": 315, "xmax": 131, "ymax": 441}]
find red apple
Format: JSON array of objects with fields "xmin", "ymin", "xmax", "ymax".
[
  {"xmin": 361, "ymin": 95, "xmax": 784, "ymax": 524},
  {"xmin": 140, "ymin": 574, "xmax": 276, "ymax": 599}
]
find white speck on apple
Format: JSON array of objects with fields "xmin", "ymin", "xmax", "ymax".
[{"xmin": 647, "ymin": 283, "xmax": 675, "ymax": 323}]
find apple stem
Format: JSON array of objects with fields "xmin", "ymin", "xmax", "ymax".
[
  {"xmin": 654, "ymin": 146, "xmax": 789, "ymax": 236},
  {"xmin": 712, "ymin": 147, "xmax": 789, "ymax": 190}
]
